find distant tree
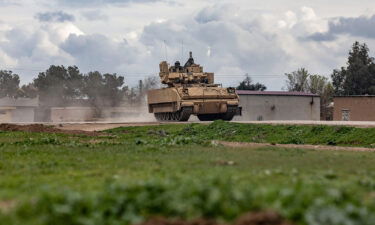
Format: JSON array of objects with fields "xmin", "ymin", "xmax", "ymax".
[
  {"xmin": 308, "ymin": 74, "xmax": 329, "ymax": 95},
  {"xmin": 33, "ymin": 65, "xmax": 84, "ymax": 106},
  {"xmin": 332, "ymin": 41, "xmax": 375, "ymax": 95},
  {"xmin": 0, "ymin": 70, "xmax": 20, "ymax": 98},
  {"xmin": 320, "ymin": 82, "xmax": 335, "ymax": 120},
  {"xmin": 83, "ymin": 71, "xmax": 126, "ymax": 108},
  {"xmin": 102, "ymin": 73, "xmax": 126, "ymax": 106},
  {"xmin": 284, "ymin": 68, "xmax": 309, "ymax": 92},
  {"xmin": 18, "ymin": 84, "xmax": 38, "ymax": 98},
  {"xmin": 125, "ymin": 76, "xmax": 160, "ymax": 105},
  {"xmin": 65, "ymin": 66, "xmax": 85, "ymax": 99},
  {"xmin": 285, "ymin": 69, "xmax": 331, "ymax": 95},
  {"xmin": 143, "ymin": 76, "xmax": 159, "ymax": 91},
  {"xmin": 237, "ymin": 74, "xmax": 267, "ymax": 91},
  {"xmin": 331, "ymin": 69, "xmax": 345, "ymax": 95},
  {"xmin": 82, "ymin": 71, "xmax": 103, "ymax": 105}
]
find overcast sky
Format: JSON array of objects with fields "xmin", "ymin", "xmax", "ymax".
[{"xmin": 1, "ymin": 0, "xmax": 375, "ymax": 89}]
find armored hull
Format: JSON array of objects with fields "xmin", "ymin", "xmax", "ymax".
[
  {"xmin": 147, "ymin": 52, "xmax": 241, "ymax": 122},
  {"xmin": 148, "ymin": 86, "xmax": 239, "ymax": 121}
]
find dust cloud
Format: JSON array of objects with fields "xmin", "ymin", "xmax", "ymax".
[{"xmin": 98, "ymin": 106, "xmax": 157, "ymax": 123}]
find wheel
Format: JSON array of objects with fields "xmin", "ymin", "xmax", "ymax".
[
  {"xmin": 178, "ymin": 107, "xmax": 192, "ymax": 121},
  {"xmin": 154, "ymin": 107, "xmax": 192, "ymax": 122},
  {"xmin": 220, "ymin": 113, "xmax": 235, "ymax": 121},
  {"xmin": 197, "ymin": 106, "xmax": 238, "ymax": 121},
  {"xmin": 221, "ymin": 106, "xmax": 237, "ymax": 121},
  {"xmin": 154, "ymin": 113, "xmax": 162, "ymax": 121}
]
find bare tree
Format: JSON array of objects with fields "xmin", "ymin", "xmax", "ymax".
[{"xmin": 284, "ymin": 68, "xmax": 309, "ymax": 92}]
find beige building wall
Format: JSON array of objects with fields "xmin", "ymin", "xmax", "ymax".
[
  {"xmin": 11, "ymin": 107, "xmax": 36, "ymax": 122},
  {"xmin": 0, "ymin": 108, "xmax": 14, "ymax": 123},
  {"xmin": 236, "ymin": 95, "xmax": 320, "ymax": 121},
  {"xmin": 0, "ymin": 97, "xmax": 38, "ymax": 123},
  {"xmin": 333, "ymin": 96, "xmax": 375, "ymax": 121}
]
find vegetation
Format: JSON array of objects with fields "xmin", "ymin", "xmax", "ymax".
[
  {"xmin": 236, "ymin": 74, "xmax": 267, "ymax": 91},
  {"xmin": 284, "ymin": 68, "xmax": 309, "ymax": 92},
  {"xmin": 1, "ymin": 122, "xmax": 375, "ymax": 225},
  {"xmin": 0, "ymin": 70, "xmax": 21, "ymax": 98},
  {"xmin": 108, "ymin": 120, "xmax": 375, "ymax": 147},
  {"xmin": 284, "ymin": 68, "xmax": 333, "ymax": 96},
  {"xmin": 281, "ymin": 41, "xmax": 375, "ymax": 120},
  {"xmin": 34, "ymin": 65, "xmax": 86, "ymax": 105},
  {"xmin": 332, "ymin": 41, "xmax": 375, "ymax": 95},
  {"xmin": 0, "ymin": 65, "xmax": 158, "ymax": 108},
  {"xmin": 82, "ymin": 71, "xmax": 126, "ymax": 107}
]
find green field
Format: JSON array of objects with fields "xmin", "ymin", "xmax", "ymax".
[{"xmin": 1, "ymin": 121, "xmax": 375, "ymax": 225}]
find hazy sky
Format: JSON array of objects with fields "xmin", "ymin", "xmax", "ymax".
[{"xmin": 1, "ymin": 0, "xmax": 375, "ymax": 89}]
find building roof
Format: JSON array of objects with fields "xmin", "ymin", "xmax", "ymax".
[
  {"xmin": 236, "ymin": 90, "xmax": 319, "ymax": 97},
  {"xmin": 334, "ymin": 95, "xmax": 375, "ymax": 97}
]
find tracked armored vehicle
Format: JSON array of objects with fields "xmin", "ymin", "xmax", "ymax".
[{"xmin": 147, "ymin": 52, "xmax": 241, "ymax": 122}]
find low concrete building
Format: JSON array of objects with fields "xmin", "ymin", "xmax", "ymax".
[
  {"xmin": 334, "ymin": 96, "xmax": 375, "ymax": 121},
  {"xmin": 0, "ymin": 97, "xmax": 39, "ymax": 122},
  {"xmin": 236, "ymin": 91, "xmax": 320, "ymax": 121}
]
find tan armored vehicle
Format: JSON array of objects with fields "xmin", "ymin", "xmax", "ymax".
[{"xmin": 147, "ymin": 52, "xmax": 240, "ymax": 121}]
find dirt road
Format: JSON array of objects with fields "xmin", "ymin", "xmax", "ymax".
[
  {"xmin": 235, "ymin": 120, "xmax": 375, "ymax": 128},
  {"xmin": 6, "ymin": 120, "xmax": 375, "ymax": 132},
  {"xmin": 216, "ymin": 141, "xmax": 375, "ymax": 152},
  {"xmin": 54, "ymin": 122, "xmax": 194, "ymax": 131},
  {"xmin": 48, "ymin": 120, "xmax": 375, "ymax": 132}
]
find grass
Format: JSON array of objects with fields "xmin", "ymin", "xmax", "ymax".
[
  {"xmin": 108, "ymin": 120, "xmax": 375, "ymax": 147},
  {"xmin": 0, "ymin": 121, "xmax": 375, "ymax": 224}
]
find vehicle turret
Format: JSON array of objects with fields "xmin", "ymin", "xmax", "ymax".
[{"xmin": 159, "ymin": 52, "xmax": 214, "ymax": 87}]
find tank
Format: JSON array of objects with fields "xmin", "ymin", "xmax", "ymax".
[{"xmin": 147, "ymin": 52, "xmax": 241, "ymax": 122}]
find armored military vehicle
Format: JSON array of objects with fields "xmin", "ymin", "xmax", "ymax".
[{"xmin": 147, "ymin": 52, "xmax": 241, "ymax": 122}]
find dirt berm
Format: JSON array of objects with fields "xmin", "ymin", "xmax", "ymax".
[{"xmin": 0, "ymin": 124, "xmax": 102, "ymax": 136}]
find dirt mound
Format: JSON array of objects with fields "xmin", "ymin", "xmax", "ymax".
[
  {"xmin": 138, "ymin": 211, "xmax": 293, "ymax": 225},
  {"xmin": 0, "ymin": 124, "xmax": 102, "ymax": 136}
]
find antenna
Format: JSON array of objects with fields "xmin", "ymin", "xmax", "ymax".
[
  {"xmin": 181, "ymin": 40, "xmax": 184, "ymax": 61},
  {"xmin": 163, "ymin": 40, "xmax": 168, "ymax": 62}
]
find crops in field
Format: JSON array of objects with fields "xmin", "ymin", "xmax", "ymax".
[{"xmin": 1, "ymin": 121, "xmax": 375, "ymax": 225}]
